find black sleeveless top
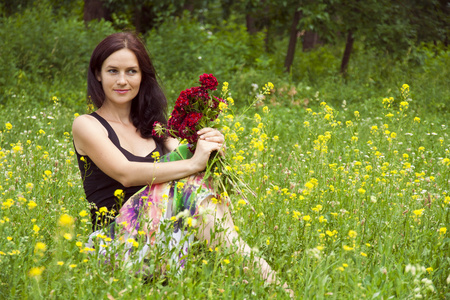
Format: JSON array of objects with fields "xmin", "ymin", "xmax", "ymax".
[{"xmin": 75, "ymin": 112, "xmax": 165, "ymax": 231}]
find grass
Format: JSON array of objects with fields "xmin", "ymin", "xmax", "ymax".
[{"xmin": 0, "ymin": 82, "xmax": 449, "ymax": 299}]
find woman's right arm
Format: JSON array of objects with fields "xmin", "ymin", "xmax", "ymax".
[{"xmin": 72, "ymin": 115, "xmax": 221, "ymax": 187}]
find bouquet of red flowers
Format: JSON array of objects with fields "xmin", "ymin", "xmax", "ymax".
[
  {"xmin": 152, "ymin": 74, "xmax": 227, "ymax": 151},
  {"xmin": 153, "ymin": 74, "xmax": 257, "ymax": 208}
]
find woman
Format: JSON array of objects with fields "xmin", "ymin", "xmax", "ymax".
[{"xmin": 73, "ymin": 32, "xmax": 291, "ymax": 295}]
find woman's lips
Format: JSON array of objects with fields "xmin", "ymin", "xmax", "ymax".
[{"xmin": 114, "ymin": 89, "xmax": 129, "ymax": 94}]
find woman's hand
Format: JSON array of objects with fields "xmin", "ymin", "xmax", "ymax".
[
  {"xmin": 197, "ymin": 128, "xmax": 225, "ymax": 145},
  {"xmin": 190, "ymin": 139, "xmax": 223, "ymax": 173},
  {"xmin": 197, "ymin": 127, "xmax": 226, "ymax": 156}
]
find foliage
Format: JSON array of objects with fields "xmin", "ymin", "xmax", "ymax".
[
  {"xmin": 0, "ymin": 2, "xmax": 449, "ymax": 298},
  {"xmin": 0, "ymin": 2, "xmax": 114, "ymax": 107},
  {"xmin": 1, "ymin": 2, "xmax": 448, "ymax": 112},
  {"xmin": 145, "ymin": 12, "xmax": 270, "ymax": 104}
]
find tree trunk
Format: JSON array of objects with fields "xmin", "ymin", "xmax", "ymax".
[
  {"xmin": 246, "ymin": 14, "xmax": 258, "ymax": 34},
  {"xmin": 302, "ymin": 31, "xmax": 321, "ymax": 51},
  {"xmin": 340, "ymin": 30, "xmax": 354, "ymax": 75},
  {"xmin": 183, "ymin": 0, "xmax": 195, "ymax": 13},
  {"xmin": 284, "ymin": 8, "xmax": 302, "ymax": 73},
  {"xmin": 83, "ymin": 0, "xmax": 111, "ymax": 23},
  {"xmin": 438, "ymin": 0, "xmax": 448, "ymax": 47},
  {"xmin": 221, "ymin": 0, "xmax": 234, "ymax": 20},
  {"xmin": 264, "ymin": 22, "xmax": 271, "ymax": 52},
  {"xmin": 134, "ymin": 6, "xmax": 142, "ymax": 34}
]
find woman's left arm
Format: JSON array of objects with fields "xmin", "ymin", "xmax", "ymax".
[
  {"xmin": 163, "ymin": 137, "xmax": 181, "ymax": 153},
  {"xmin": 163, "ymin": 128, "xmax": 225, "ymax": 153}
]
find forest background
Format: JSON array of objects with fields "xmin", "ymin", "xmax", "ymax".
[{"xmin": 0, "ymin": 0, "xmax": 449, "ymax": 299}]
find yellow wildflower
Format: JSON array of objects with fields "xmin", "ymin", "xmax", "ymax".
[
  {"xmin": 412, "ymin": 209, "xmax": 424, "ymax": 217},
  {"xmin": 222, "ymin": 82, "xmax": 228, "ymax": 93},
  {"xmin": 28, "ymin": 200, "xmax": 37, "ymax": 210},
  {"xmin": 237, "ymin": 199, "xmax": 246, "ymax": 206},
  {"xmin": 34, "ymin": 242, "xmax": 47, "ymax": 252},
  {"xmin": 28, "ymin": 267, "xmax": 45, "ymax": 278},
  {"xmin": 79, "ymin": 210, "xmax": 88, "ymax": 217},
  {"xmin": 58, "ymin": 214, "xmax": 75, "ymax": 227},
  {"xmin": 218, "ymin": 101, "xmax": 228, "ymax": 111}
]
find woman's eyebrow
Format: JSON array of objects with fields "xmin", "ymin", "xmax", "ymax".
[{"xmin": 104, "ymin": 64, "xmax": 139, "ymax": 69}]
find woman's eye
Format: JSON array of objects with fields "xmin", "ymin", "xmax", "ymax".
[
  {"xmin": 127, "ymin": 69, "xmax": 138, "ymax": 74},
  {"xmin": 107, "ymin": 69, "xmax": 118, "ymax": 74}
]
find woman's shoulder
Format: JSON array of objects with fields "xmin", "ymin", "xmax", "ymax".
[
  {"xmin": 72, "ymin": 114, "xmax": 109, "ymax": 153},
  {"xmin": 72, "ymin": 113, "xmax": 104, "ymax": 133}
]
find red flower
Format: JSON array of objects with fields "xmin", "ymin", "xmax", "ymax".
[
  {"xmin": 165, "ymin": 74, "xmax": 222, "ymax": 148},
  {"xmin": 185, "ymin": 112, "xmax": 203, "ymax": 127},
  {"xmin": 199, "ymin": 73, "xmax": 218, "ymax": 91}
]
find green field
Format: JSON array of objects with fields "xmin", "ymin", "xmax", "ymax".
[
  {"xmin": 1, "ymin": 81, "xmax": 449, "ymax": 299},
  {"xmin": 1, "ymin": 2, "xmax": 449, "ymax": 299}
]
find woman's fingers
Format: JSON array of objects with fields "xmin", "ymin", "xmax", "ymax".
[
  {"xmin": 196, "ymin": 127, "xmax": 214, "ymax": 135},
  {"xmin": 191, "ymin": 139, "xmax": 224, "ymax": 171},
  {"xmin": 197, "ymin": 128, "xmax": 226, "ymax": 155},
  {"xmin": 197, "ymin": 128, "xmax": 225, "ymax": 143},
  {"xmin": 197, "ymin": 139, "xmax": 221, "ymax": 154}
]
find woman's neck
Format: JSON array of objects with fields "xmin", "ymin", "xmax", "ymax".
[{"xmin": 96, "ymin": 102, "xmax": 132, "ymax": 125}]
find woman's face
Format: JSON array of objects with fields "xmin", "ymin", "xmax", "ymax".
[{"xmin": 97, "ymin": 48, "xmax": 142, "ymax": 107}]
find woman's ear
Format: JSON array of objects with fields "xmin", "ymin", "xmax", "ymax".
[{"xmin": 96, "ymin": 70, "xmax": 101, "ymax": 82}]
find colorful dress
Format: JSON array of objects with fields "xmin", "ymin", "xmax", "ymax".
[{"xmin": 85, "ymin": 145, "xmax": 215, "ymax": 271}]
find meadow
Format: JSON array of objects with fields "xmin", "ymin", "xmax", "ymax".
[
  {"xmin": 0, "ymin": 80, "xmax": 449, "ymax": 299},
  {"xmin": 1, "ymin": 4, "xmax": 449, "ymax": 299}
]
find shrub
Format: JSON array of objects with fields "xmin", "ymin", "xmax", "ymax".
[{"xmin": 0, "ymin": 2, "xmax": 114, "ymax": 107}]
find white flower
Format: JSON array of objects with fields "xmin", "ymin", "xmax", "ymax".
[{"xmin": 405, "ymin": 264, "xmax": 412, "ymax": 273}]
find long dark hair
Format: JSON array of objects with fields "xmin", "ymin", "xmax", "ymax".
[{"xmin": 87, "ymin": 32, "xmax": 167, "ymax": 144}]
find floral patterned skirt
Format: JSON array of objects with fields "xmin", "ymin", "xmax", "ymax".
[{"xmin": 85, "ymin": 145, "xmax": 214, "ymax": 271}]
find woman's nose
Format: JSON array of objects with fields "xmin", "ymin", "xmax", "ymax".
[{"xmin": 117, "ymin": 73, "xmax": 127, "ymax": 85}]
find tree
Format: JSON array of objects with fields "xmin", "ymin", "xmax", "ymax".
[
  {"xmin": 284, "ymin": 7, "xmax": 302, "ymax": 73},
  {"xmin": 83, "ymin": 0, "xmax": 111, "ymax": 23},
  {"xmin": 302, "ymin": 31, "xmax": 322, "ymax": 51},
  {"xmin": 101, "ymin": 0, "xmax": 207, "ymax": 34}
]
